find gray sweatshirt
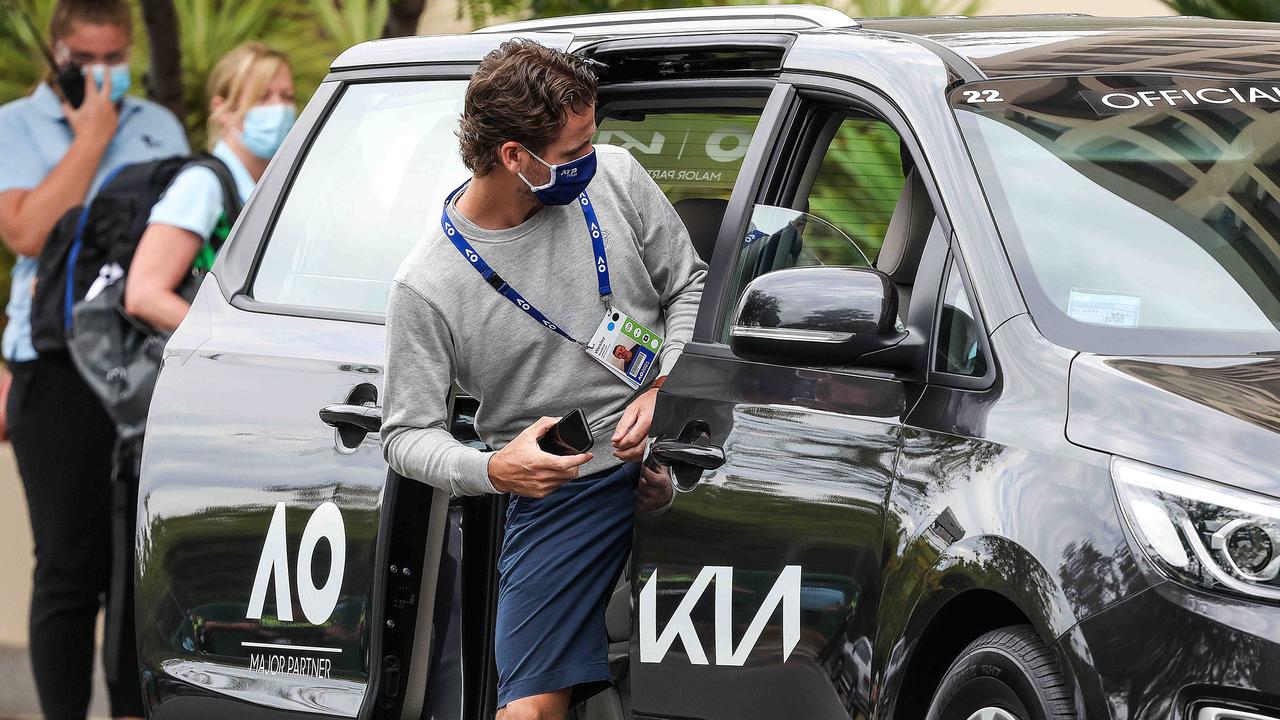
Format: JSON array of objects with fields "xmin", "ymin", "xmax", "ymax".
[{"xmin": 382, "ymin": 144, "xmax": 707, "ymax": 496}]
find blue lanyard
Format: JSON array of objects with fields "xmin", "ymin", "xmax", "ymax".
[{"xmin": 441, "ymin": 182, "xmax": 610, "ymax": 345}]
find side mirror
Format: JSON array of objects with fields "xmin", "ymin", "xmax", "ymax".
[{"xmin": 730, "ymin": 266, "xmax": 905, "ymax": 365}]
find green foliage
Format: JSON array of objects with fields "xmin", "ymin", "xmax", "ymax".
[
  {"xmin": 309, "ymin": 0, "xmax": 390, "ymax": 49},
  {"xmin": 0, "ymin": 0, "xmax": 54, "ymax": 103},
  {"xmin": 1161, "ymin": 0, "xmax": 1280, "ymax": 21}
]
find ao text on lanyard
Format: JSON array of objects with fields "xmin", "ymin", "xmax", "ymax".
[{"xmin": 441, "ymin": 182, "xmax": 611, "ymax": 345}]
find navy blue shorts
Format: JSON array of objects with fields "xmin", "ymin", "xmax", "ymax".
[{"xmin": 495, "ymin": 461, "xmax": 639, "ymax": 707}]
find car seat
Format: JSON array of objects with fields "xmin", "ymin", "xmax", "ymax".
[
  {"xmin": 673, "ymin": 197, "xmax": 727, "ymax": 264},
  {"xmin": 874, "ymin": 167, "xmax": 935, "ymax": 314}
]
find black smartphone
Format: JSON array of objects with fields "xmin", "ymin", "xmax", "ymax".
[
  {"xmin": 538, "ymin": 408, "xmax": 594, "ymax": 456},
  {"xmin": 54, "ymin": 63, "xmax": 85, "ymax": 108}
]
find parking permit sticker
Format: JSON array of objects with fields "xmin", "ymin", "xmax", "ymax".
[
  {"xmin": 1068, "ymin": 290, "xmax": 1141, "ymax": 327},
  {"xmin": 587, "ymin": 309, "xmax": 663, "ymax": 389}
]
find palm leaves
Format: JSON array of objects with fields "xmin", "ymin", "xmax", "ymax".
[
  {"xmin": 1162, "ymin": 0, "xmax": 1280, "ymax": 21},
  {"xmin": 174, "ymin": 0, "xmax": 276, "ymax": 84},
  {"xmin": 310, "ymin": 0, "xmax": 390, "ymax": 49},
  {"xmin": 0, "ymin": 0, "xmax": 57, "ymax": 104}
]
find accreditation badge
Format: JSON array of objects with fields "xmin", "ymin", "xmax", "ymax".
[{"xmin": 586, "ymin": 308, "xmax": 664, "ymax": 389}]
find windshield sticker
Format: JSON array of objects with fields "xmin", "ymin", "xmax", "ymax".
[
  {"xmin": 1081, "ymin": 84, "xmax": 1280, "ymax": 115},
  {"xmin": 1068, "ymin": 290, "xmax": 1141, "ymax": 327}
]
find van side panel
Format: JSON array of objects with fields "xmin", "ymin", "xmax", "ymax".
[{"xmin": 136, "ymin": 282, "xmax": 387, "ymax": 716}]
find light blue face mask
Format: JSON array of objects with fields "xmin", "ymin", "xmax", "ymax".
[
  {"xmin": 89, "ymin": 63, "xmax": 130, "ymax": 103},
  {"xmin": 241, "ymin": 104, "xmax": 297, "ymax": 159}
]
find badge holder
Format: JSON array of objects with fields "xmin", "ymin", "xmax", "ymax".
[{"xmin": 586, "ymin": 307, "xmax": 663, "ymax": 389}]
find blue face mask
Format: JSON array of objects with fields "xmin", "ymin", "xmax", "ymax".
[
  {"xmin": 88, "ymin": 63, "xmax": 130, "ymax": 104},
  {"xmin": 241, "ymin": 104, "xmax": 297, "ymax": 159},
  {"xmin": 518, "ymin": 145, "xmax": 597, "ymax": 205}
]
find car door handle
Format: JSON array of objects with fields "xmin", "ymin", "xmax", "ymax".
[
  {"xmin": 320, "ymin": 403, "xmax": 382, "ymax": 450},
  {"xmin": 650, "ymin": 438, "xmax": 726, "ymax": 470},
  {"xmin": 320, "ymin": 404, "xmax": 383, "ymax": 433}
]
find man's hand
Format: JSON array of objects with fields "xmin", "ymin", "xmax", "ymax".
[
  {"xmin": 612, "ymin": 387, "xmax": 658, "ymax": 462},
  {"xmin": 63, "ymin": 69, "xmax": 119, "ymax": 150},
  {"xmin": 488, "ymin": 416, "xmax": 592, "ymax": 498}
]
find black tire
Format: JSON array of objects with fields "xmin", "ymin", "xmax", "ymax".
[{"xmin": 924, "ymin": 624, "xmax": 1073, "ymax": 720}]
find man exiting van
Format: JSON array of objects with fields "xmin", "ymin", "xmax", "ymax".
[{"xmin": 383, "ymin": 40, "xmax": 705, "ymax": 720}]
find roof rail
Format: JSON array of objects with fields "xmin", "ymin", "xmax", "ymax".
[{"xmin": 475, "ymin": 4, "xmax": 859, "ymax": 35}]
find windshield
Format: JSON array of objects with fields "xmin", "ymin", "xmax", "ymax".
[{"xmin": 953, "ymin": 76, "xmax": 1280, "ymax": 355}]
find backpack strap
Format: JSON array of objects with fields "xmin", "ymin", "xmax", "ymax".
[
  {"xmin": 184, "ymin": 154, "xmax": 244, "ymax": 248},
  {"xmin": 64, "ymin": 163, "xmax": 130, "ymax": 334}
]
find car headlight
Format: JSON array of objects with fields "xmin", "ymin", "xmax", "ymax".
[{"xmin": 1112, "ymin": 457, "xmax": 1280, "ymax": 601}]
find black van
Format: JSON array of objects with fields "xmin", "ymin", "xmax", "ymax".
[{"xmin": 135, "ymin": 7, "xmax": 1280, "ymax": 720}]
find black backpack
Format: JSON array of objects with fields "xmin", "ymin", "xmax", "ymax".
[{"xmin": 31, "ymin": 154, "xmax": 241, "ymax": 355}]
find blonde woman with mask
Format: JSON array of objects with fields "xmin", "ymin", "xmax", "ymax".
[{"xmin": 126, "ymin": 42, "xmax": 295, "ymax": 330}]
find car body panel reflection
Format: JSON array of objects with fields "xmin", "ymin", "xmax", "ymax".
[
  {"xmin": 137, "ymin": 283, "xmax": 387, "ymax": 715},
  {"xmin": 634, "ymin": 353, "xmax": 902, "ymax": 720}
]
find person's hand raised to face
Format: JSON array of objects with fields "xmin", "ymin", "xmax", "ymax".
[{"xmin": 57, "ymin": 20, "xmax": 129, "ymax": 149}]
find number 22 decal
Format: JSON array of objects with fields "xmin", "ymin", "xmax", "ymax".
[{"xmin": 962, "ymin": 89, "xmax": 1003, "ymax": 103}]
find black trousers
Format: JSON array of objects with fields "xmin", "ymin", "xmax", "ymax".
[{"xmin": 8, "ymin": 353, "xmax": 144, "ymax": 719}]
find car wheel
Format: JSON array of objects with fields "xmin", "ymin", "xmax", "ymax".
[{"xmin": 924, "ymin": 624, "xmax": 1073, "ymax": 720}]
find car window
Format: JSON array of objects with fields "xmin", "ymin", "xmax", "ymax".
[
  {"xmin": 722, "ymin": 113, "xmax": 911, "ymax": 337},
  {"xmin": 253, "ymin": 80, "xmax": 469, "ymax": 314},
  {"xmin": 935, "ymin": 260, "xmax": 988, "ymax": 377},
  {"xmin": 732, "ymin": 204, "xmax": 871, "ymax": 287},
  {"xmin": 808, "ymin": 117, "xmax": 905, "ymax": 264},
  {"xmin": 595, "ymin": 110, "xmax": 762, "ymax": 203}
]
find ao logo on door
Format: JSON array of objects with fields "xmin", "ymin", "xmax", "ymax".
[{"xmin": 246, "ymin": 502, "xmax": 346, "ymax": 624}]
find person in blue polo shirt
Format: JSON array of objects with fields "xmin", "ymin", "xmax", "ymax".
[
  {"xmin": 126, "ymin": 42, "xmax": 295, "ymax": 332},
  {"xmin": 0, "ymin": 1, "xmax": 187, "ymax": 718}
]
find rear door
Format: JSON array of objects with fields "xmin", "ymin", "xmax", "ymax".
[{"xmin": 135, "ymin": 35, "xmax": 567, "ymax": 720}]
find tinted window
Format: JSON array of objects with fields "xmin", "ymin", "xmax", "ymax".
[
  {"xmin": 936, "ymin": 261, "xmax": 987, "ymax": 377},
  {"xmin": 253, "ymin": 81, "xmax": 469, "ymax": 314},
  {"xmin": 722, "ymin": 115, "xmax": 909, "ymax": 337},
  {"xmin": 595, "ymin": 111, "xmax": 761, "ymax": 203},
  {"xmin": 734, "ymin": 204, "xmax": 870, "ymax": 280},
  {"xmin": 808, "ymin": 118, "xmax": 904, "ymax": 263}
]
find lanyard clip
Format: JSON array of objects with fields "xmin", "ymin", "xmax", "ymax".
[{"xmin": 602, "ymin": 293, "xmax": 613, "ymax": 311}]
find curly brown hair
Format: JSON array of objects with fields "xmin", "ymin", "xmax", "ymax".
[{"xmin": 458, "ymin": 39, "xmax": 598, "ymax": 177}]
